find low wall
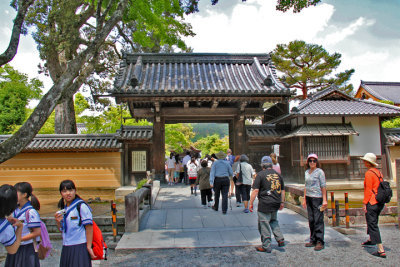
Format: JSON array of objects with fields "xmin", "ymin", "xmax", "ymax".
[{"xmin": 285, "ymin": 185, "xmax": 398, "ymax": 226}]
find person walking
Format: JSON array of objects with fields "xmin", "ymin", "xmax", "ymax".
[
  {"xmin": 249, "ymin": 156, "xmax": 285, "ymax": 253},
  {"xmin": 232, "ymin": 155, "xmax": 242, "ymax": 207},
  {"xmin": 270, "ymin": 153, "xmax": 281, "ymax": 175},
  {"xmin": 196, "ymin": 160, "xmax": 213, "ymax": 208},
  {"xmin": 0, "ymin": 185, "xmax": 24, "ymax": 255},
  {"xmin": 166, "ymin": 153, "xmax": 176, "ymax": 186},
  {"xmin": 5, "ymin": 182, "xmax": 42, "ymax": 267},
  {"xmin": 360, "ymin": 152, "xmax": 386, "ymax": 258},
  {"xmin": 174, "ymin": 154, "xmax": 181, "ymax": 184},
  {"xmin": 236, "ymin": 154, "xmax": 254, "ymax": 213},
  {"xmin": 182, "ymin": 151, "xmax": 191, "ymax": 185},
  {"xmin": 210, "ymin": 151, "xmax": 233, "ymax": 214},
  {"xmin": 302, "ymin": 153, "xmax": 327, "ymax": 251},
  {"xmin": 226, "ymin": 149, "xmax": 235, "ymax": 166},
  {"xmin": 187, "ymin": 157, "xmax": 199, "ymax": 196}
]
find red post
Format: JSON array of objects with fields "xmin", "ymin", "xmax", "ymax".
[{"xmin": 111, "ymin": 201, "xmax": 117, "ymax": 242}]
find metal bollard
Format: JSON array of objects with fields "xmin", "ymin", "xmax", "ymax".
[
  {"xmin": 345, "ymin": 192, "xmax": 350, "ymax": 229},
  {"xmin": 331, "ymin": 192, "xmax": 336, "ymax": 227},
  {"xmin": 111, "ymin": 200, "xmax": 118, "ymax": 242},
  {"xmin": 335, "ymin": 200, "xmax": 340, "ymax": 227}
]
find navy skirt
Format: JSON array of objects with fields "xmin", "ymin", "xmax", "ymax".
[
  {"xmin": 5, "ymin": 243, "xmax": 40, "ymax": 267},
  {"xmin": 60, "ymin": 243, "xmax": 92, "ymax": 267}
]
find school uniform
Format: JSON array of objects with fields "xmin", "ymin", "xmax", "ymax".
[
  {"xmin": 5, "ymin": 201, "xmax": 41, "ymax": 267},
  {"xmin": 0, "ymin": 218, "xmax": 17, "ymax": 248},
  {"xmin": 60, "ymin": 198, "xmax": 93, "ymax": 267}
]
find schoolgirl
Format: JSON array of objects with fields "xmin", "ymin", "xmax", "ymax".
[
  {"xmin": 55, "ymin": 180, "xmax": 94, "ymax": 267},
  {"xmin": 0, "ymin": 184, "xmax": 23, "ymax": 255},
  {"xmin": 5, "ymin": 182, "xmax": 41, "ymax": 267},
  {"xmin": 187, "ymin": 156, "xmax": 199, "ymax": 196}
]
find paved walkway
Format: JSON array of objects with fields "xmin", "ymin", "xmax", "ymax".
[{"xmin": 116, "ymin": 185, "xmax": 349, "ymax": 251}]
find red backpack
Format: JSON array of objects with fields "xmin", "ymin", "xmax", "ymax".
[{"xmin": 76, "ymin": 202, "xmax": 108, "ymax": 260}]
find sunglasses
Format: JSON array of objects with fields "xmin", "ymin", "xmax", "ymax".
[{"xmin": 308, "ymin": 159, "xmax": 317, "ymax": 163}]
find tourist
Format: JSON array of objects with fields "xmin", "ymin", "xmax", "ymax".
[
  {"xmin": 196, "ymin": 160, "xmax": 213, "ymax": 208},
  {"xmin": 166, "ymin": 152, "xmax": 176, "ymax": 186},
  {"xmin": 174, "ymin": 154, "xmax": 181, "ymax": 184},
  {"xmin": 187, "ymin": 156, "xmax": 199, "ymax": 196},
  {"xmin": 226, "ymin": 149, "xmax": 235, "ymax": 166},
  {"xmin": 236, "ymin": 154, "xmax": 254, "ymax": 213},
  {"xmin": 5, "ymin": 182, "xmax": 41, "ymax": 267},
  {"xmin": 0, "ymin": 185, "xmax": 23, "ymax": 255},
  {"xmin": 270, "ymin": 153, "xmax": 281, "ymax": 174},
  {"xmin": 210, "ymin": 151, "xmax": 233, "ymax": 214},
  {"xmin": 249, "ymin": 156, "xmax": 285, "ymax": 252},
  {"xmin": 182, "ymin": 151, "xmax": 191, "ymax": 185},
  {"xmin": 360, "ymin": 153, "xmax": 386, "ymax": 258},
  {"xmin": 231, "ymin": 155, "xmax": 242, "ymax": 207},
  {"xmin": 302, "ymin": 153, "xmax": 327, "ymax": 251},
  {"xmin": 55, "ymin": 180, "xmax": 95, "ymax": 267}
]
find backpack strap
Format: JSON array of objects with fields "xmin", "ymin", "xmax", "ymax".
[
  {"xmin": 76, "ymin": 201, "xmax": 92, "ymax": 227},
  {"xmin": 368, "ymin": 169, "xmax": 383, "ymax": 195}
]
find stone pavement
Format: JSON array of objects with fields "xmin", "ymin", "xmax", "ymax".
[{"xmin": 116, "ymin": 185, "xmax": 350, "ymax": 251}]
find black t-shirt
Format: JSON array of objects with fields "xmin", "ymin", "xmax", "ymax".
[{"xmin": 252, "ymin": 168, "xmax": 284, "ymax": 213}]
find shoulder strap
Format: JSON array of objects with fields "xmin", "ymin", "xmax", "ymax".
[
  {"xmin": 76, "ymin": 201, "xmax": 91, "ymax": 227},
  {"xmin": 368, "ymin": 169, "xmax": 383, "ymax": 195}
]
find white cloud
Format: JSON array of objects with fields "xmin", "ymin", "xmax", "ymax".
[{"xmin": 184, "ymin": 0, "xmax": 335, "ymax": 52}]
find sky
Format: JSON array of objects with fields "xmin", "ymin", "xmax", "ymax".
[{"xmin": 1, "ymin": 0, "xmax": 400, "ymax": 96}]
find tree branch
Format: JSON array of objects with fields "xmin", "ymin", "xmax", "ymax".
[{"xmin": 0, "ymin": 0, "xmax": 34, "ymax": 66}]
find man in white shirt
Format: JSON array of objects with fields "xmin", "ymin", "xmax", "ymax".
[{"xmin": 182, "ymin": 151, "xmax": 191, "ymax": 185}]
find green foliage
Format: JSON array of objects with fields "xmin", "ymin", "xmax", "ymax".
[
  {"xmin": 276, "ymin": 0, "xmax": 321, "ymax": 13},
  {"xmin": 0, "ymin": 64, "xmax": 43, "ymax": 134},
  {"xmin": 271, "ymin": 40, "xmax": 354, "ymax": 98},
  {"xmin": 165, "ymin": 123, "xmax": 194, "ymax": 154},
  {"xmin": 193, "ymin": 134, "xmax": 229, "ymax": 156},
  {"xmin": 190, "ymin": 123, "xmax": 228, "ymax": 142},
  {"xmin": 74, "ymin": 93, "xmax": 90, "ymax": 116},
  {"xmin": 378, "ymin": 101, "xmax": 400, "ymax": 128},
  {"xmin": 379, "ymin": 100, "xmax": 395, "ymax": 105},
  {"xmin": 136, "ymin": 178, "xmax": 149, "ymax": 190}
]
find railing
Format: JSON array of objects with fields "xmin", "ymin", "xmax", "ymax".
[{"xmin": 124, "ymin": 184, "xmax": 152, "ymax": 232}]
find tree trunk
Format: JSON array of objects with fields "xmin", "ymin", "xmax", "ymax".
[{"xmin": 54, "ymin": 97, "xmax": 77, "ymax": 134}]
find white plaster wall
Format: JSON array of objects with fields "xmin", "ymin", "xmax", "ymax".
[{"xmin": 347, "ymin": 116, "xmax": 381, "ymax": 156}]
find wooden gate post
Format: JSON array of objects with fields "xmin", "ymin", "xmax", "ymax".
[{"xmin": 396, "ymin": 159, "xmax": 400, "ymax": 229}]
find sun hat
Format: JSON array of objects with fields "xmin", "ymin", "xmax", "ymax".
[
  {"xmin": 307, "ymin": 153, "xmax": 318, "ymax": 161},
  {"xmin": 216, "ymin": 151, "xmax": 227, "ymax": 160},
  {"xmin": 261, "ymin": 156, "xmax": 272, "ymax": 165},
  {"xmin": 360, "ymin": 153, "xmax": 378, "ymax": 167}
]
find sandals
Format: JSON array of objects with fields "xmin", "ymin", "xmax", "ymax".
[
  {"xmin": 361, "ymin": 240, "xmax": 375, "ymax": 247},
  {"xmin": 372, "ymin": 251, "xmax": 386, "ymax": 258}
]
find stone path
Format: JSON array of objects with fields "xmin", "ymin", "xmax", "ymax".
[{"xmin": 116, "ymin": 185, "xmax": 350, "ymax": 251}]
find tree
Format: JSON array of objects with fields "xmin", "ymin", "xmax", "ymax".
[
  {"xmin": 271, "ymin": 40, "xmax": 354, "ymax": 99},
  {"xmin": 275, "ymin": 0, "xmax": 321, "ymax": 13},
  {"xmin": 0, "ymin": 0, "xmax": 35, "ymax": 66},
  {"xmin": 0, "ymin": 0, "xmax": 324, "ymax": 164},
  {"xmin": 165, "ymin": 124, "xmax": 195, "ymax": 154},
  {"xmin": 0, "ymin": 64, "xmax": 42, "ymax": 134},
  {"xmin": 193, "ymin": 134, "xmax": 229, "ymax": 156}
]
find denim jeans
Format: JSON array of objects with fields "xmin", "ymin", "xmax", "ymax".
[
  {"xmin": 257, "ymin": 210, "xmax": 284, "ymax": 249},
  {"xmin": 213, "ymin": 177, "xmax": 230, "ymax": 212}
]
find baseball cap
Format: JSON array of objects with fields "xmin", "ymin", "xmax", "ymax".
[{"xmin": 261, "ymin": 156, "xmax": 272, "ymax": 164}]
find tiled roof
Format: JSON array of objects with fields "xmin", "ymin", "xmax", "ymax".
[
  {"xmin": 246, "ymin": 125, "xmax": 290, "ymax": 138},
  {"xmin": 0, "ymin": 134, "xmax": 120, "ymax": 152},
  {"xmin": 383, "ymin": 128, "xmax": 400, "ymax": 145},
  {"xmin": 361, "ymin": 81, "xmax": 400, "ymax": 104},
  {"xmin": 111, "ymin": 53, "xmax": 292, "ymax": 97},
  {"xmin": 116, "ymin": 126, "xmax": 153, "ymax": 140},
  {"xmin": 0, "ymin": 127, "xmax": 153, "ymax": 152},
  {"xmin": 281, "ymin": 124, "xmax": 358, "ymax": 139}
]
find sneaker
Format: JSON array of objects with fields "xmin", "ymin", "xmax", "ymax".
[
  {"xmin": 243, "ymin": 208, "xmax": 249, "ymax": 213},
  {"xmin": 207, "ymin": 202, "xmax": 212, "ymax": 207},
  {"xmin": 212, "ymin": 206, "xmax": 218, "ymax": 211},
  {"xmin": 314, "ymin": 242, "xmax": 324, "ymax": 251},
  {"xmin": 372, "ymin": 251, "xmax": 386, "ymax": 258},
  {"xmin": 236, "ymin": 203, "xmax": 241, "ymax": 207},
  {"xmin": 222, "ymin": 211, "xmax": 227, "ymax": 215},
  {"xmin": 255, "ymin": 246, "xmax": 272, "ymax": 253},
  {"xmin": 305, "ymin": 242, "xmax": 315, "ymax": 247},
  {"xmin": 277, "ymin": 240, "xmax": 285, "ymax": 247},
  {"xmin": 361, "ymin": 240, "xmax": 376, "ymax": 247},
  {"xmin": 203, "ymin": 205, "xmax": 207, "ymax": 209}
]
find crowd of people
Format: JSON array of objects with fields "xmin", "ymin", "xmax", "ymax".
[{"xmin": 165, "ymin": 150, "xmax": 388, "ymax": 257}]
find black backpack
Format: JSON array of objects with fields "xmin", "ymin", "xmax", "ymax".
[{"xmin": 370, "ymin": 170, "xmax": 392, "ymax": 204}]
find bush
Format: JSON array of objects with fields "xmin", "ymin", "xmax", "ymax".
[{"xmin": 136, "ymin": 178, "xmax": 148, "ymax": 190}]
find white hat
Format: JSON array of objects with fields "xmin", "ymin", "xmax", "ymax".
[{"xmin": 360, "ymin": 153, "xmax": 378, "ymax": 167}]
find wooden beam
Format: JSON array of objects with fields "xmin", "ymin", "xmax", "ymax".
[
  {"xmin": 184, "ymin": 101, "xmax": 189, "ymax": 108},
  {"xmin": 212, "ymin": 100, "xmax": 218, "ymax": 109}
]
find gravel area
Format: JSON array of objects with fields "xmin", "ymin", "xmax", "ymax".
[{"xmin": 3, "ymin": 225, "xmax": 398, "ymax": 267}]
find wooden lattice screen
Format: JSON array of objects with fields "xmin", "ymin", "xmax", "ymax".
[{"xmin": 303, "ymin": 136, "xmax": 349, "ymax": 160}]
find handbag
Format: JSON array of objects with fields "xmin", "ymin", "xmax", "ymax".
[{"xmin": 236, "ymin": 163, "xmax": 243, "ymax": 185}]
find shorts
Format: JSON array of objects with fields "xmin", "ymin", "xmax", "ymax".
[{"xmin": 189, "ymin": 177, "xmax": 197, "ymax": 185}]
